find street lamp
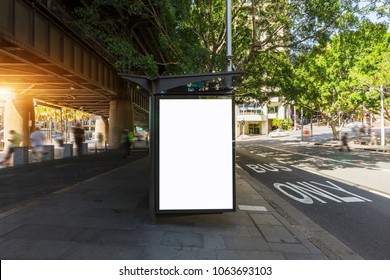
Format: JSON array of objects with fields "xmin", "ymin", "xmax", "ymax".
[{"xmin": 225, "ymin": 0, "xmax": 233, "ymax": 89}]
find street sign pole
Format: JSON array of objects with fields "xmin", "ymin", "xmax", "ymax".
[{"xmin": 380, "ymin": 84, "xmax": 385, "ymax": 146}]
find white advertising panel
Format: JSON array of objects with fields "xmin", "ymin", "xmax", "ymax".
[{"xmin": 159, "ymin": 98, "xmax": 234, "ymax": 211}]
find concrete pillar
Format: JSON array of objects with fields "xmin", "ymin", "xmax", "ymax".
[
  {"xmin": 4, "ymin": 94, "xmax": 35, "ymax": 149},
  {"xmin": 108, "ymin": 100, "xmax": 134, "ymax": 149},
  {"xmin": 95, "ymin": 116, "xmax": 109, "ymax": 149}
]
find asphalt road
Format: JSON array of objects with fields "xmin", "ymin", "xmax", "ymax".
[{"xmin": 236, "ymin": 140, "xmax": 390, "ymax": 260}]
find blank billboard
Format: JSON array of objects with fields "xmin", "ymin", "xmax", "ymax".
[{"xmin": 158, "ymin": 98, "xmax": 234, "ymax": 211}]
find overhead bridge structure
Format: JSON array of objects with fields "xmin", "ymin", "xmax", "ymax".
[{"xmin": 0, "ymin": 0, "xmax": 151, "ymax": 148}]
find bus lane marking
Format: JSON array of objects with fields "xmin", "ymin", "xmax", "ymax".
[
  {"xmin": 273, "ymin": 180, "xmax": 372, "ymax": 204},
  {"xmin": 243, "ymin": 162, "xmax": 372, "ymax": 205},
  {"xmin": 246, "ymin": 163, "xmax": 292, "ymax": 173}
]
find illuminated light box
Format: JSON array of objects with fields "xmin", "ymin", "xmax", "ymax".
[{"xmin": 158, "ymin": 98, "xmax": 234, "ymax": 211}]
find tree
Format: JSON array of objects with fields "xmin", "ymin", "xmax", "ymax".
[
  {"xmin": 73, "ymin": 1, "xmax": 381, "ymax": 78},
  {"xmin": 350, "ymin": 24, "xmax": 390, "ymax": 120},
  {"xmin": 74, "ymin": 0, "xmax": 204, "ymax": 77},
  {"xmin": 188, "ymin": 0, "xmax": 381, "ymax": 101},
  {"xmin": 292, "ymin": 22, "xmax": 390, "ymax": 139}
]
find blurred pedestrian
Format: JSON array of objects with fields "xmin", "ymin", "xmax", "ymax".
[
  {"xmin": 73, "ymin": 123, "xmax": 85, "ymax": 156},
  {"xmin": 30, "ymin": 127, "xmax": 45, "ymax": 162},
  {"xmin": 55, "ymin": 131, "xmax": 64, "ymax": 147},
  {"xmin": 359, "ymin": 126, "xmax": 365, "ymax": 136},
  {"xmin": 369, "ymin": 131, "xmax": 377, "ymax": 145},
  {"xmin": 339, "ymin": 132, "xmax": 351, "ymax": 152},
  {"xmin": 367, "ymin": 125, "xmax": 372, "ymax": 136},
  {"xmin": 121, "ymin": 129, "xmax": 130, "ymax": 158},
  {"xmin": 95, "ymin": 132, "xmax": 104, "ymax": 152},
  {"xmin": 145, "ymin": 130, "xmax": 150, "ymax": 146},
  {"xmin": 1, "ymin": 130, "xmax": 21, "ymax": 166}
]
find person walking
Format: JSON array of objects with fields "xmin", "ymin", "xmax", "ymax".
[
  {"xmin": 30, "ymin": 127, "xmax": 45, "ymax": 162},
  {"xmin": 121, "ymin": 129, "xmax": 131, "ymax": 158},
  {"xmin": 95, "ymin": 132, "xmax": 104, "ymax": 153},
  {"xmin": 339, "ymin": 132, "xmax": 351, "ymax": 152},
  {"xmin": 1, "ymin": 130, "xmax": 21, "ymax": 166},
  {"xmin": 369, "ymin": 131, "xmax": 377, "ymax": 145},
  {"xmin": 73, "ymin": 123, "xmax": 85, "ymax": 156}
]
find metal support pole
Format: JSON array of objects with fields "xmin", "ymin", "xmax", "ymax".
[
  {"xmin": 225, "ymin": 0, "xmax": 233, "ymax": 88},
  {"xmin": 293, "ymin": 105, "xmax": 296, "ymax": 131},
  {"xmin": 380, "ymin": 84, "xmax": 385, "ymax": 146},
  {"xmin": 226, "ymin": 0, "xmax": 232, "ymax": 71},
  {"xmin": 301, "ymin": 108, "xmax": 304, "ymax": 141},
  {"xmin": 339, "ymin": 112, "xmax": 342, "ymax": 140},
  {"xmin": 310, "ymin": 113, "xmax": 313, "ymax": 137}
]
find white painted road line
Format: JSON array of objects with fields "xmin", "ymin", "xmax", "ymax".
[
  {"xmin": 369, "ymin": 190, "xmax": 390, "ymax": 199},
  {"xmin": 260, "ymin": 145, "xmax": 390, "ymax": 173}
]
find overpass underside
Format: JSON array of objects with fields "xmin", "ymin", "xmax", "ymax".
[{"xmin": 0, "ymin": 0, "xmax": 149, "ymax": 128}]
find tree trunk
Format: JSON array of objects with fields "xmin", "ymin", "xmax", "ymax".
[{"xmin": 329, "ymin": 121, "xmax": 339, "ymax": 140}]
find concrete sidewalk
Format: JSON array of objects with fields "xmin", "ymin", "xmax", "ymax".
[{"xmin": 0, "ymin": 152, "xmax": 361, "ymax": 260}]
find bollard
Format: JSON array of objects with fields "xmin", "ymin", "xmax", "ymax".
[
  {"xmin": 81, "ymin": 143, "xmax": 88, "ymax": 155},
  {"xmin": 13, "ymin": 147, "xmax": 29, "ymax": 166},
  {"xmin": 43, "ymin": 145, "xmax": 54, "ymax": 161},
  {"xmin": 63, "ymin": 143, "xmax": 73, "ymax": 158}
]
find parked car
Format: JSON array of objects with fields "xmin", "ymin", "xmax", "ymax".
[{"xmin": 268, "ymin": 128, "xmax": 290, "ymax": 138}]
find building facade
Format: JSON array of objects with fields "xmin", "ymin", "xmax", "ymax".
[{"xmin": 235, "ymin": 97, "xmax": 290, "ymax": 138}]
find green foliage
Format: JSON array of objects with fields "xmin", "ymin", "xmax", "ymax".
[
  {"xmin": 271, "ymin": 118, "xmax": 280, "ymax": 128},
  {"xmin": 74, "ymin": 0, "xmax": 202, "ymax": 77},
  {"xmin": 280, "ymin": 118, "xmax": 293, "ymax": 130},
  {"xmin": 35, "ymin": 106, "xmax": 90, "ymax": 125},
  {"xmin": 272, "ymin": 118, "xmax": 293, "ymax": 130},
  {"xmin": 291, "ymin": 21, "xmax": 390, "ymax": 138},
  {"xmin": 185, "ymin": 0, "xmax": 382, "ymax": 102}
]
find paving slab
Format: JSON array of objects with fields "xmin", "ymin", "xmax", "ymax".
[
  {"xmin": 194, "ymin": 224, "xmax": 252, "ymax": 237},
  {"xmin": 0, "ymin": 239, "xmax": 76, "ymax": 260},
  {"xmin": 203, "ymin": 234, "xmax": 226, "ymax": 249},
  {"xmin": 269, "ymin": 242, "xmax": 312, "ymax": 254},
  {"xmin": 60, "ymin": 243, "xmax": 144, "ymax": 260},
  {"xmin": 160, "ymin": 231, "xmax": 204, "ymax": 248},
  {"xmin": 223, "ymin": 236, "xmax": 270, "ymax": 251},
  {"xmin": 140, "ymin": 245, "xmax": 217, "ymax": 260},
  {"xmin": 216, "ymin": 249, "xmax": 285, "ymax": 260},
  {"xmin": 257, "ymin": 224, "xmax": 299, "ymax": 243},
  {"xmin": 0, "ymin": 224, "xmax": 83, "ymax": 241},
  {"xmin": 250, "ymin": 213, "xmax": 283, "ymax": 226}
]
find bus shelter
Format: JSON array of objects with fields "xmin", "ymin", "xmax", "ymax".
[{"xmin": 121, "ymin": 72, "xmax": 243, "ymax": 214}]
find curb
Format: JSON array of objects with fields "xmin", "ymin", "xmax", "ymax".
[{"xmin": 314, "ymin": 141, "xmax": 390, "ymax": 153}]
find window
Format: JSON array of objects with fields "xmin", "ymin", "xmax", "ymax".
[
  {"xmin": 268, "ymin": 106, "xmax": 278, "ymax": 114},
  {"xmin": 239, "ymin": 106, "xmax": 264, "ymax": 115}
]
